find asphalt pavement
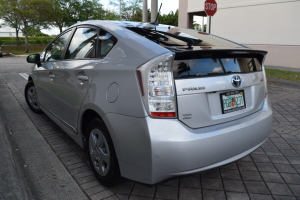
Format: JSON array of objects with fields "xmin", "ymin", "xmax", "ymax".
[{"xmin": 0, "ymin": 56, "xmax": 300, "ymax": 200}]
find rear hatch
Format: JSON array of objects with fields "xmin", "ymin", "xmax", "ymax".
[{"xmin": 173, "ymin": 49, "xmax": 267, "ymax": 128}]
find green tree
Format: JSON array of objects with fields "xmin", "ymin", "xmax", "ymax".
[
  {"xmin": 27, "ymin": 27, "xmax": 49, "ymax": 37},
  {"xmin": 203, "ymin": 24, "xmax": 207, "ymax": 32},
  {"xmin": 0, "ymin": 0, "xmax": 22, "ymax": 45},
  {"xmin": 49, "ymin": 0, "xmax": 70, "ymax": 33},
  {"xmin": 158, "ymin": 10, "xmax": 178, "ymax": 26},
  {"xmin": 49, "ymin": 0, "xmax": 108, "ymax": 32},
  {"xmin": 109, "ymin": 0, "xmax": 143, "ymax": 21},
  {"xmin": 102, "ymin": 9, "xmax": 119, "ymax": 20},
  {"xmin": 0, "ymin": 0, "xmax": 52, "ymax": 52},
  {"xmin": 193, "ymin": 21, "xmax": 201, "ymax": 31}
]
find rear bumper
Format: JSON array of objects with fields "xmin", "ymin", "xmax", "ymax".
[{"xmin": 104, "ymin": 97, "xmax": 272, "ymax": 184}]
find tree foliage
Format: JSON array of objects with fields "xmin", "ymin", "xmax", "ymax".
[
  {"xmin": 0, "ymin": 0, "xmax": 52, "ymax": 52},
  {"xmin": 109, "ymin": 0, "xmax": 143, "ymax": 21},
  {"xmin": 158, "ymin": 10, "xmax": 178, "ymax": 26},
  {"xmin": 0, "ymin": 0, "xmax": 180, "ymax": 53}
]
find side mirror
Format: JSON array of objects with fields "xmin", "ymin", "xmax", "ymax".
[{"xmin": 27, "ymin": 53, "xmax": 41, "ymax": 67}]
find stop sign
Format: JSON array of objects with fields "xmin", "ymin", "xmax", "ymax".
[{"xmin": 204, "ymin": 0, "xmax": 217, "ymax": 16}]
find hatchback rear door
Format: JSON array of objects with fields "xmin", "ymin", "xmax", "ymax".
[{"xmin": 173, "ymin": 50, "xmax": 267, "ymax": 128}]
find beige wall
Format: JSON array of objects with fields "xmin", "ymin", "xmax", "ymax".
[
  {"xmin": 178, "ymin": 0, "xmax": 300, "ymax": 68},
  {"xmin": 210, "ymin": 0, "xmax": 300, "ymax": 45},
  {"xmin": 246, "ymin": 45, "xmax": 300, "ymax": 68}
]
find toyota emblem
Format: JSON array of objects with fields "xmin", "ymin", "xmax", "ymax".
[{"xmin": 231, "ymin": 75, "xmax": 242, "ymax": 87}]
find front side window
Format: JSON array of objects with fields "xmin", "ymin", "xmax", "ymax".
[
  {"xmin": 96, "ymin": 29, "xmax": 117, "ymax": 58},
  {"xmin": 65, "ymin": 27, "xmax": 98, "ymax": 59},
  {"xmin": 44, "ymin": 31, "xmax": 71, "ymax": 62}
]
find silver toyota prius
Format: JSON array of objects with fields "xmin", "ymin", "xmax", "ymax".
[{"xmin": 25, "ymin": 20, "xmax": 273, "ymax": 186}]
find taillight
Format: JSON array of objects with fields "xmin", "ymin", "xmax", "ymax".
[{"xmin": 136, "ymin": 52, "xmax": 177, "ymax": 118}]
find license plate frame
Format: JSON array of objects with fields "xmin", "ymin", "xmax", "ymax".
[{"xmin": 220, "ymin": 90, "xmax": 246, "ymax": 114}]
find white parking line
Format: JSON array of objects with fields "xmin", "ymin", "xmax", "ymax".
[{"xmin": 19, "ymin": 73, "xmax": 29, "ymax": 80}]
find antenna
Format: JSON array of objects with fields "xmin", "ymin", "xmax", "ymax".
[{"xmin": 150, "ymin": 3, "xmax": 162, "ymax": 25}]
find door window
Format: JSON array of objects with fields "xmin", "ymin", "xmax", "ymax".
[
  {"xmin": 44, "ymin": 31, "xmax": 72, "ymax": 62},
  {"xmin": 65, "ymin": 27, "xmax": 98, "ymax": 59}
]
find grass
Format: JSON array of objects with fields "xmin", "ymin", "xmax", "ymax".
[{"xmin": 265, "ymin": 68, "xmax": 300, "ymax": 82}]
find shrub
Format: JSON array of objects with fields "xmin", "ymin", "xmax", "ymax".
[{"xmin": 0, "ymin": 36, "xmax": 54, "ymax": 46}]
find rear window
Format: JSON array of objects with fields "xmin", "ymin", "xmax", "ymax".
[
  {"xmin": 127, "ymin": 27, "xmax": 245, "ymax": 50},
  {"xmin": 173, "ymin": 56, "xmax": 262, "ymax": 79}
]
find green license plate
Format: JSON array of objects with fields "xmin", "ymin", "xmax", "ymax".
[{"xmin": 220, "ymin": 90, "xmax": 246, "ymax": 114}]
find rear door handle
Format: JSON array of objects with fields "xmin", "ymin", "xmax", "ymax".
[{"xmin": 77, "ymin": 75, "xmax": 89, "ymax": 81}]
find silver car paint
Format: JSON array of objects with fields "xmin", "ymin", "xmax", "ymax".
[
  {"xmin": 29, "ymin": 20, "xmax": 273, "ymax": 184},
  {"xmin": 102, "ymin": 96, "xmax": 272, "ymax": 184},
  {"xmin": 37, "ymin": 60, "xmax": 95, "ymax": 130},
  {"xmin": 176, "ymin": 72, "xmax": 266, "ymax": 128}
]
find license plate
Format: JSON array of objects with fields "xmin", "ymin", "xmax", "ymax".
[{"xmin": 220, "ymin": 90, "xmax": 246, "ymax": 114}]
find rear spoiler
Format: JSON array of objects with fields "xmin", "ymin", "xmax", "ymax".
[{"xmin": 174, "ymin": 49, "xmax": 268, "ymax": 65}]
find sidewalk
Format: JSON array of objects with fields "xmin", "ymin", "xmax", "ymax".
[
  {"xmin": 0, "ymin": 114, "xmax": 28, "ymax": 199},
  {"xmin": 0, "ymin": 78, "xmax": 88, "ymax": 200}
]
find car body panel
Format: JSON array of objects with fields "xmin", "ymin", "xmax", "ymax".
[
  {"xmin": 102, "ymin": 96, "xmax": 272, "ymax": 184},
  {"xmin": 175, "ymin": 72, "xmax": 266, "ymax": 128}
]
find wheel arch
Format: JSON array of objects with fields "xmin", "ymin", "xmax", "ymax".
[{"xmin": 80, "ymin": 109, "xmax": 113, "ymax": 151}]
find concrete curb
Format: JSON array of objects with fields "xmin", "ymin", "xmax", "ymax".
[
  {"xmin": 0, "ymin": 79, "xmax": 88, "ymax": 200},
  {"xmin": 0, "ymin": 115, "xmax": 29, "ymax": 200},
  {"xmin": 267, "ymin": 77, "xmax": 300, "ymax": 90},
  {"xmin": 265, "ymin": 65, "xmax": 300, "ymax": 72}
]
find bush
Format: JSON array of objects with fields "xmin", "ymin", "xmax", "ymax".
[
  {"xmin": 2, "ymin": 45, "xmax": 46, "ymax": 53},
  {"xmin": 0, "ymin": 36, "xmax": 54, "ymax": 46}
]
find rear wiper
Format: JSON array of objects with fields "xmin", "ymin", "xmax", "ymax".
[
  {"xmin": 155, "ymin": 30, "xmax": 197, "ymax": 49},
  {"xmin": 128, "ymin": 27, "xmax": 186, "ymax": 47}
]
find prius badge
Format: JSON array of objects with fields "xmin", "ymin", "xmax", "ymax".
[
  {"xmin": 231, "ymin": 75, "xmax": 242, "ymax": 88},
  {"xmin": 182, "ymin": 87, "xmax": 205, "ymax": 91}
]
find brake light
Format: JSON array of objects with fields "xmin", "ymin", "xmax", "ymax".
[{"xmin": 136, "ymin": 53, "xmax": 177, "ymax": 118}]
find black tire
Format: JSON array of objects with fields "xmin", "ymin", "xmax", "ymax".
[
  {"xmin": 25, "ymin": 81, "xmax": 43, "ymax": 113},
  {"xmin": 87, "ymin": 118, "xmax": 120, "ymax": 187}
]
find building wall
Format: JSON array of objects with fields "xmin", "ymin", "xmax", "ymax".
[
  {"xmin": 210, "ymin": 0, "xmax": 300, "ymax": 45},
  {"xmin": 0, "ymin": 28, "xmax": 24, "ymax": 37},
  {"xmin": 178, "ymin": 0, "xmax": 300, "ymax": 68}
]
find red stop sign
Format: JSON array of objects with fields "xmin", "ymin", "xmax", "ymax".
[{"xmin": 204, "ymin": 0, "xmax": 217, "ymax": 16}]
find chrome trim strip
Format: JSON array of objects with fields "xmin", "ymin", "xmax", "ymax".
[{"xmin": 40, "ymin": 105, "xmax": 78, "ymax": 135}]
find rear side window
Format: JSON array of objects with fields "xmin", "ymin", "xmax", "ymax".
[
  {"xmin": 173, "ymin": 57, "xmax": 262, "ymax": 78},
  {"xmin": 65, "ymin": 27, "xmax": 98, "ymax": 59},
  {"xmin": 96, "ymin": 29, "xmax": 117, "ymax": 58},
  {"xmin": 44, "ymin": 31, "xmax": 71, "ymax": 62}
]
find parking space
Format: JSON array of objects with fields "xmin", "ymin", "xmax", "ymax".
[{"xmin": 0, "ymin": 69, "xmax": 300, "ymax": 200}]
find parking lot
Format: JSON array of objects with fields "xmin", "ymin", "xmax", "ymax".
[{"xmin": 1, "ymin": 56, "xmax": 300, "ymax": 200}]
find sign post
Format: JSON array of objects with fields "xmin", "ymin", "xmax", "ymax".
[{"xmin": 204, "ymin": 0, "xmax": 217, "ymax": 34}]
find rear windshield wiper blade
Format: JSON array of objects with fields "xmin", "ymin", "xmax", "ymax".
[
  {"xmin": 128, "ymin": 27, "xmax": 197, "ymax": 49},
  {"xmin": 155, "ymin": 30, "xmax": 197, "ymax": 49}
]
